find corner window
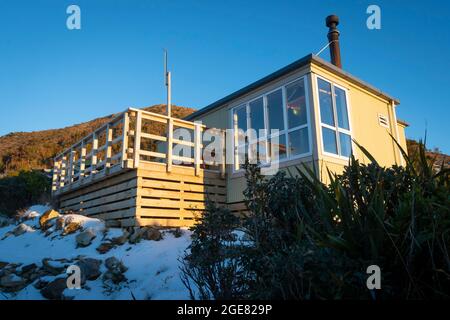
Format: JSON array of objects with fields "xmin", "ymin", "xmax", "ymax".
[
  {"xmin": 317, "ymin": 78, "xmax": 352, "ymax": 157},
  {"xmin": 231, "ymin": 76, "xmax": 311, "ymax": 171}
]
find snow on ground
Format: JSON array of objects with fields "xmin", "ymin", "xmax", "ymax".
[{"xmin": 0, "ymin": 205, "xmax": 193, "ymax": 300}]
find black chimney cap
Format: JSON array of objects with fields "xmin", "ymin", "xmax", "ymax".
[{"xmin": 326, "ymin": 15, "xmax": 339, "ymax": 28}]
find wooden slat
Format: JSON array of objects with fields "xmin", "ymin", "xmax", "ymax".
[
  {"xmin": 139, "ymin": 150, "xmax": 166, "ymax": 159},
  {"xmin": 85, "ymin": 207, "xmax": 136, "ymax": 221},
  {"xmin": 139, "ymin": 188, "xmax": 226, "ymax": 202},
  {"xmin": 134, "ymin": 110, "xmax": 142, "ymax": 168},
  {"xmin": 121, "ymin": 112, "xmax": 129, "ymax": 167},
  {"xmin": 62, "ymin": 188, "xmax": 137, "ymax": 211},
  {"xmin": 78, "ymin": 198, "xmax": 136, "ymax": 216},
  {"xmin": 135, "ymin": 217, "xmax": 196, "ymax": 228},
  {"xmin": 141, "ymin": 132, "xmax": 167, "ymax": 142},
  {"xmin": 167, "ymin": 118, "xmax": 173, "ymax": 172},
  {"xmin": 58, "ymin": 169, "xmax": 137, "ymax": 200},
  {"xmin": 92, "ymin": 132, "xmax": 98, "ymax": 172},
  {"xmin": 138, "ymin": 208, "xmax": 198, "ymax": 219},
  {"xmin": 172, "ymin": 155, "xmax": 194, "ymax": 163},
  {"xmin": 194, "ymin": 123, "xmax": 201, "ymax": 176},
  {"xmin": 60, "ymin": 178, "xmax": 138, "ymax": 207},
  {"xmin": 140, "ymin": 198, "xmax": 206, "ymax": 210}
]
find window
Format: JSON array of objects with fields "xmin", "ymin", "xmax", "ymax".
[
  {"xmin": 231, "ymin": 76, "xmax": 311, "ymax": 171},
  {"xmin": 317, "ymin": 77, "xmax": 352, "ymax": 157}
]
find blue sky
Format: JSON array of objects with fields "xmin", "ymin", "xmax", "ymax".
[{"xmin": 0, "ymin": 0, "xmax": 449, "ymax": 153}]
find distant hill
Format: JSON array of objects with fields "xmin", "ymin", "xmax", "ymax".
[
  {"xmin": 0, "ymin": 105, "xmax": 195, "ymax": 176},
  {"xmin": 406, "ymin": 139, "xmax": 450, "ymax": 171}
]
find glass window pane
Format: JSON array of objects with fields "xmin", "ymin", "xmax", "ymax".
[
  {"xmin": 269, "ymin": 134, "xmax": 287, "ymax": 161},
  {"xmin": 249, "ymin": 97, "xmax": 265, "ymax": 133},
  {"xmin": 267, "ymin": 89, "xmax": 284, "ymax": 133},
  {"xmin": 335, "ymin": 87, "xmax": 349, "ymax": 130},
  {"xmin": 289, "ymin": 127, "xmax": 309, "ymax": 156},
  {"xmin": 286, "ymin": 79, "xmax": 307, "ymax": 128},
  {"xmin": 234, "ymin": 105, "xmax": 247, "ymax": 131},
  {"xmin": 318, "ymin": 79, "xmax": 335, "ymax": 126},
  {"xmin": 322, "ymin": 127, "xmax": 338, "ymax": 154},
  {"xmin": 339, "ymin": 133, "xmax": 352, "ymax": 157}
]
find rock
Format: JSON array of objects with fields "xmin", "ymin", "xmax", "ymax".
[
  {"xmin": 103, "ymin": 257, "xmax": 128, "ymax": 285},
  {"xmin": 105, "ymin": 257, "xmax": 128, "ymax": 273},
  {"xmin": 128, "ymin": 227, "xmax": 145, "ymax": 244},
  {"xmin": 19, "ymin": 263, "xmax": 41, "ymax": 281},
  {"xmin": 0, "ymin": 216, "xmax": 12, "ymax": 227},
  {"xmin": 19, "ymin": 263, "xmax": 37, "ymax": 275},
  {"xmin": 62, "ymin": 221, "xmax": 81, "ymax": 235},
  {"xmin": 76, "ymin": 258, "xmax": 102, "ymax": 284},
  {"xmin": 55, "ymin": 217, "xmax": 65, "ymax": 230},
  {"xmin": 142, "ymin": 227, "xmax": 162, "ymax": 241},
  {"xmin": 33, "ymin": 279, "xmax": 49, "ymax": 290},
  {"xmin": 111, "ymin": 230, "xmax": 130, "ymax": 246},
  {"xmin": 0, "ymin": 261, "xmax": 8, "ymax": 269},
  {"xmin": 172, "ymin": 227, "xmax": 183, "ymax": 238},
  {"xmin": 12, "ymin": 223, "xmax": 34, "ymax": 236},
  {"xmin": 75, "ymin": 228, "xmax": 96, "ymax": 247},
  {"xmin": 42, "ymin": 258, "xmax": 68, "ymax": 275},
  {"xmin": 96, "ymin": 242, "xmax": 114, "ymax": 254},
  {"xmin": 39, "ymin": 209, "xmax": 60, "ymax": 229},
  {"xmin": 103, "ymin": 270, "xmax": 127, "ymax": 284},
  {"xmin": 40, "ymin": 277, "xmax": 67, "ymax": 300},
  {"xmin": 0, "ymin": 274, "xmax": 27, "ymax": 292}
]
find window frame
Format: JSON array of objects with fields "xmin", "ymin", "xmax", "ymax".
[
  {"xmin": 230, "ymin": 75, "xmax": 312, "ymax": 173},
  {"xmin": 315, "ymin": 75, "xmax": 354, "ymax": 160}
]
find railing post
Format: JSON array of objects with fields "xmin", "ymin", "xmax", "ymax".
[
  {"xmin": 106, "ymin": 124, "xmax": 113, "ymax": 169},
  {"xmin": 194, "ymin": 123, "xmax": 201, "ymax": 176},
  {"xmin": 80, "ymin": 141, "xmax": 86, "ymax": 179},
  {"xmin": 67, "ymin": 149, "xmax": 74, "ymax": 184},
  {"xmin": 134, "ymin": 110, "xmax": 142, "ymax": 168},
  {"xmin": 60, "ymin": 155, "xmax": 67, "ymax": 188},
  {"xmin": 220, "ymin": 130, "xmax": 226, "ymax": 179},
  {"xmin": 121, "ymin": 111, "xmax": 129, "ymax": 168},
  {"xmin": 92, "ymin": 132, "xmax": 98, "ymax": 174},
  {"xmin": 166, "ymin": 118, "xmax": 173, "ymax": 172},
  {"xmin": 52, "ymin": 158, "xmax": 61, "ymax": 192}
]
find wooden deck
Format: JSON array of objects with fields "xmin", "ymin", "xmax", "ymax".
[{"xmin": 52, "ymin": 108, "xmax": 227, "ymax": 227}]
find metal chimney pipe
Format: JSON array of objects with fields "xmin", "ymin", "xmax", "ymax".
[{"xmin": 326, "ymin": 15, "xmax": 342, "ymax": 68}]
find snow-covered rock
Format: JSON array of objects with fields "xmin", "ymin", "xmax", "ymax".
[{"xmin": 0, "ymin": 205, "xmax": 193, "ymax": 300}]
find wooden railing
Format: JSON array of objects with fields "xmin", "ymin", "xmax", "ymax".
[{"xmin": 52, "ymin": 108, "xmax": 226, "ymax": 195}]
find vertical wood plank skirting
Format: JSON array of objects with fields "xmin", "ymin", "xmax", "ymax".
[
  {"xmin": 166, "ymin": 118, "xmax": 173, "ymax": 172},
  {"xmin": 134, "ymin": 111, "xmax": 142, "ymax": 168}
]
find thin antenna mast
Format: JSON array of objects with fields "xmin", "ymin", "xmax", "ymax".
[{"xmin": 164, "ymin": 49, "xmax": 172, "ymax": 117}]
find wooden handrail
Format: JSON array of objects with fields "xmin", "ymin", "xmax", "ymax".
[{"xmin": 52, "ymin": 108, "xmax": 227, "ymax": 195}]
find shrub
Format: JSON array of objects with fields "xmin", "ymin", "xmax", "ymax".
[
  {"xmin": 0, "ymin": 170, "xmax": 51, "ymax": 216},
  {"xmin": 181, "ymin": 141, "xmax": 450, "ymax": 299},
  {"xmin": 180, "ymin": 201, "xmax": 250, "ymax": 300}
]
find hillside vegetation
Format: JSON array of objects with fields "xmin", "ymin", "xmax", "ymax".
[{"xmin": 0, "ymin": 105, "xmax": 195, "ymax": 176}]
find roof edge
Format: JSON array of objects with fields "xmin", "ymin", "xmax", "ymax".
[{"xmin": 186, "ymin": 53, "xmax": 400, "ymax": 121}]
